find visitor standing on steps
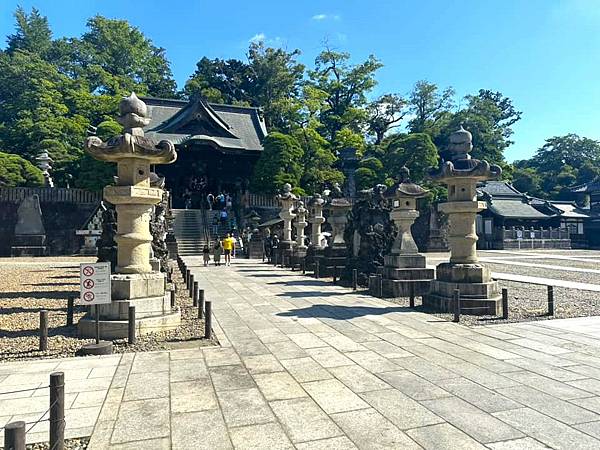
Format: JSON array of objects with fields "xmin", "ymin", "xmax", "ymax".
[
  {"xmin": 223, "ymin": 233, "xmax": 236, "ymax": 266},
  {"xmin": 213, "ymin": 239, "xmax": 223, "ymax": 266},
  {"xmin": 206, "ymin": 193, "xmax": 214, "ymax": 210}
]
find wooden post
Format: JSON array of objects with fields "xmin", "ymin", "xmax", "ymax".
[
  {"xmin": 49, "ymin": 372, "xmax": 65, "ymax": 450},
  {"xmin": 315, "ymin": 260, "xmax": 320, "ymax": 279},
  {"xmin": 333, "ymin": 265, "xmax": 337, "ymax": 284},
  {"xmin": 189, "ymin": 274, "xmax": 195, "ymax": 298},
  {"xmin": 198, "ymin": 289, "xmax": 205, "ymax": 319},
  {"xmin": 352, "ymin": 269, "xmax": 357, "ymax": 290},
  {"xmin": 94, "ymin": 305, "xmax": 100, "ymax": 345},
  {"xmin": 185, "ymin": 269, "xmax": 190, "ymax": 289},
  {"xmin": 128, "ymin": 306, "xmax": 136, "ymax": 345},
  {"xmin": 302, "ymin": 259, "xmax": 306, "ymax": 275},
  {"xmin": 204, "ymin": 301, "xmax": 212, "ymax": 339},
  {"xmin": 379, "ymin": 275, "xmax": 383, "ymax": 298},
  {"xmin": 547, "ymin": 285, "xmax": 554, "ymax": 316},
  {"xmin": 502, "ymin": 288, "xmax": 509, "ymax": 320},
  {"xmin": 193, "ymin": 281, "xmax": 199, "ymax": 307},
  {"xmin": 39, "ymin": 310, "xmax": 48, "ymax": 351},
  {"xmin": 453, "ymin": 289, "xmax": 460, "ymax": 323},
  {"xmin": 66, "ymin": 296, "xmax": 74, "ymax": 327},
  {"xmin": 170, "ymin": 288, "xmax": 176, "ymax": 309},
  {"xmin": 4, "ymin": 421, "xmax": 25, "ymax": 450},
  {"xmin": 409, "ymin": 283, "xmax": 415, "ymax": 308}
]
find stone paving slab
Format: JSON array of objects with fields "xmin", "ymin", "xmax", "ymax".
[{"xmin": 7, "ymin": 258, "xmax": 600, "ymax": 448}]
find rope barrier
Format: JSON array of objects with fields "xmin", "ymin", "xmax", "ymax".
[
  {"xmin": 0, "ymin": 386, "xmax": 49, "ymax": 396},
  {"xmin": 25, "ymin": 398, "xmax": 57, "ymax": 434}
]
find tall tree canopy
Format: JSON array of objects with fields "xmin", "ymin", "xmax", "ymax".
[{"xmin": 6, "ymin": 7, "xmax": 52, "ymax": 57}]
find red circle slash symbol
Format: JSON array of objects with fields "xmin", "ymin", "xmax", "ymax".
[
  {"xmin": 83, "ymin": 266, "xmax": 94, "ymax": 277},
  {"xmin": 83, "ymin": 292, "xmax": 95, "ymax": 302},
  {"xmin": 83, "ymin": 279, "xmax": 95, "ymax": 289}
]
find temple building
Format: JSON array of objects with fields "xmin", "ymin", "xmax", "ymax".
[
  {"xmin": 475, "ymin": 181, "xmax": 590, "ymax": 249},
  {"xmin": 570, "ymin": 178, "xmax": 600, "ymax": 248},
  {"xmin": 142, "ymin": 96, "xmax": 267, "ymax": 208}
]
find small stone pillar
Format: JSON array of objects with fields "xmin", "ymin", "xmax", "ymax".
[
  {"xmin": 423, "ymin": 126, "xmax": 502, "ymax": 315},
  {"xmin": 79, "ymin": 93, "xmax": 180, "ymax": 338},
  {"xmin": 371, "ymin": 167, "xmax": 434, "ymax": 297}
]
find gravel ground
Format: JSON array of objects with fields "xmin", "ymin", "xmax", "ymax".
[
  {"xmin": 27, "ymin": 437, "xmax": 89, "ymax": 449},
  {"xmin": 0, "ymin": 257, "xmax": 216, "ymax": 362},
  {"xmin": 402, "ymin": 250, "xmax": 600, "ymax": 325}
]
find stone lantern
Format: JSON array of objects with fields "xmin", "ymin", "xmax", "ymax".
[
  {"xmin": 36, "ymin": 150, "xmax": 54, "ymax": 187},
  {"xmin": 371, "ymin": 167, "xmax": 434, "ymax": 297},
  {"xmin": 79, "ymin": 92, "xmax": 180, "ymax": 338},
  {"xmin": 423, "ymin": 126, "xmax": 502, "ymax": 314},
  {"xmin": 308, "ymin": 194, "xmax": 325, "ymax": 249},
  {"xmin": 276, "ymin": 183, "xmax": 298, "ymax": 265},
  {"xmin": 294, "ymin": 201, "xmax": 308, "ymax": 253},
  {"xmin": 319, "ymin": 182, "xmax": 351, "ymax": 277}
]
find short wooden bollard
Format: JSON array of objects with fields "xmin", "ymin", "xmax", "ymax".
[
  {"xmin": 453, "ymin": 289, "xmax": 461, "ymax": 323},
  {"xmin": 204, "ymin": 301, "xmax": 212, "ymax": 339},
  {"xmin": 378, "ymin": 275, "xmax": 383, "ymax": 298},
  {"xmin": 409, "ymin": 283, "xmax": 415, "ymax": 308},
  {"xmin": 4, "ymin": 421, "xmax": 25, "ymax": 450},
  {"xmin": 315, "ymin": 260, "xmax": 320, "ymax": 279},
  {"xmin": 502, "ymin": 288, "xmax": 509, "ymax": 320},
  {"xmin": 128, "ymin": 306, "xmax": 136, "ymax": 345},
  {"xmin": 193, "ymin": 281, "xmax": 199, "ymax": 307},
  {"xmin": 333, "ymin": 265, "xmax": 337, "ymax": 284},
  {"xmin": 189, "ymin": 274, "xmax": 195, "ymax": 298},
  {"xmin": 198, "ymin": 289, "xmax": 205, "ymax": 319},
  {"xmin": 66, "ymin": 296, "xmax": 74, "ymax": 327},
  {"xmin": 547, "ymin": 285, "xmax": 554, "ymax": 316},
  {"xmin": 302, "ymin": 259, "xmax": 306, "ymax": 275},
  {"xmin": 39, "ymin": 310, "xmax": 48, "ymax": 351},
  {"xmin": 185, "ymin": 269, "xmax": 190, "ymax": 288},
  {"xmin": 49, "ymin": 372, "xmax": 65, "ymax": 450},
  {"xmin": 170, "ymin": 288, "xmax": 176, "ymax": 308},
  {"xmin": 352, "ymin": 269, "xmax": 357, "ymax": 290}
]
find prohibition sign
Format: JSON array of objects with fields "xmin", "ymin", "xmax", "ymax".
[
  {"xmin": 83, "ymin": 279, "xmax": 95, "ymax": 289},
  {"xmin": 83, "ymin": 291, "xmax": 95, "ymax": 302},
  {"xmin": 83, "ymin": 266, "xmax": 95, "ymax": 277}
]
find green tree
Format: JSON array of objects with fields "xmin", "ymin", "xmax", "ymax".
[
  {"xmin": 511, "ymin": 167, "xmax": 542, "ymax": 196},
  {"xmin": 355, "ymin": 157, "xmax": 385, "ymax": 191},
  {"xmin": 250, "ymin": 132, "xmax": 304, "ymax": 194},
  {"xmin": 0, "ymin": 151, "xmax": 44, "ymax": 187},
  {"xmin": 308, "ymin": 50, "xmax": 382, "ymax": 139},
  {"xmin": 408, "ymin": 80, "xmax": 455, "ymax": 135},
  {"xmin": 382, "ymin": 133, "xmax": 439, "ymax": 183},
  {"xmin": 6, "ymin": 7, "xmax": 52, "ymax": 57},
  {"xmin": 366, "ymin": 93, "xmax": 408, "ymax": 144},
  {"xmin": 293, "ymin": 127, "xmax": 344, "ymax": 194}
]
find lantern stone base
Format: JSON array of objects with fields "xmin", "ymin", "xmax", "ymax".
[
  {"xmin": 315, "ymin": 245, "xmax": 347, "ymax": 277},
  {"xmin": 369, "ymin": 254, "xmax": 434, "ymax": 298},
  {"xmin": 78, "ymin": 272, "xmax": 180, "ymax": 339},
  {"xmin": 422, "ymin": 263, "xmax": 501, "ymax": 315},
  {"xmin": 11, "ymin": 234, "xmax": 47, "ymax": 257}
]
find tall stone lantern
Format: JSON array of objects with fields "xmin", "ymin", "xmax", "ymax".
[
  {"xmin": 372, "ymin": 167, "xmax": 434, "ymax": 297},
  {"xmin": 308, "ymin": 194, "xmax": 325, "ymax": 249},
  {"xmin": 79, "ymin": 93, "xmax": 180, "ymax": 338},
  {"xmin": 319, "ymin": 183, "xmax": 351, "ymax": 276},
  {"xmin": 294, "ymin": 201, "xmax": 308, "ymax": 254},
  {"xmin": 423, "ymin": 126, "xmax": 502, "ymax": 314},
  {"xmin": 276, "ymin": 183, "xmax": 298, "ymax": 265}
]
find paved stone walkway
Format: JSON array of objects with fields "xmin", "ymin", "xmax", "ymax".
[{"xmin": 5, "ymin": 258, "xmax": 600, "ymax": 448}]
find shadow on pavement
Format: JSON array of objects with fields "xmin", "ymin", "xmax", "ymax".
[{"xmin": 277, "ymin": 303, "xmax": 410, "ymax": 319}]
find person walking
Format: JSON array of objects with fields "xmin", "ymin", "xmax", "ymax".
[
  {"xmin": 206, "ymin": 193, "xmax": 214, "ymax": 211},
  {"xmin": 222, "ymin": 233, "xmax": 236, "ymax": 266},
  {"xmin": 213, "ymin": 239, "xmax": 223, "ymax": 266},
  {"xmin": 202, "ymin": 244, "xmax": 210, "ymax": 266}
]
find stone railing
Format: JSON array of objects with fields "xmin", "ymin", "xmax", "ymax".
[{"xmin": 0, "ymin": 187, "xmax": 101, "ymax": 204}]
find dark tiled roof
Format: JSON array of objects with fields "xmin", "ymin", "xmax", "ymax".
[
  {"xmin": 478, "ymin": 181, "xmax": 522, "ymax": 198},
  {"xmin": 488, "ymin": 199, "xmax": 552, "ymax": 219},
  {"xmin": 571, "ymin": 178, "xmax": 600, "ymax": 193},
  {"xmin": 141, "ymin": 96, "xmax": 267, "ymax": 152}
]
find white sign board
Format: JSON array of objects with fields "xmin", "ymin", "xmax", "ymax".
[
  {"xmin": 516, "ymin": 230, "xmax": 523, "ymax": 240},
  {"xmin": 79, "ymin": 262, "xmax": 111, "ymax": 305}
]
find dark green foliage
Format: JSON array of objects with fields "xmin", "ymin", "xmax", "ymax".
[
  {"xmin": 0, "ymin": 151, "xmax": 44, "ymax": 187},
  {"xmin": 251, "ymin": 133, "xmax": 304, "ymax": 195},
  {"xmin": 6, "ymin": 7, "xmax": 52, "ymax": 57},
  {"xmin": 382, "ymin": 133, "xmax": 439, "ymax": 182}
]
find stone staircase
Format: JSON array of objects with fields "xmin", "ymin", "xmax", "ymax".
[{"xmin": 172, "ymin": 209, "xmax": 210, "ymax": 256}]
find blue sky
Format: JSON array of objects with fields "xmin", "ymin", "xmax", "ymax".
[{"xmin": 2, "ymin": 0, "xmax": 599, "ymax": 162}]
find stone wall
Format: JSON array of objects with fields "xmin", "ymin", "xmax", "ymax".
[{"xmin": 0, "ymin": 188, "xmax": 100, "ymax": 256}]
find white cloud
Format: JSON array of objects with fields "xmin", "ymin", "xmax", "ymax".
[
  {"xmin": 312, "ymin": 13, "xmax": 341, "ymax": 21},
  {"xmin": 249, "ymin": 33, "xmax": 265, "ymax": 44}
]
